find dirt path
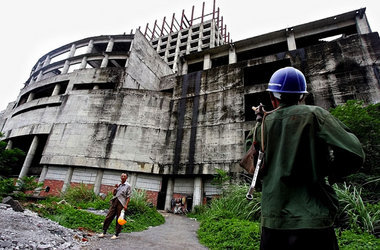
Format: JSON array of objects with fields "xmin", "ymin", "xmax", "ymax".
[{"xmin": 81, "ymin": 211, "xmax": 208, "ymax": 250}]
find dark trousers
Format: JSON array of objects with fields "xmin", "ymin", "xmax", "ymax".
[
  {"xmin": 260, "ymin": 227, "xmax": 339, "ymax": 250},
  {"xmin": 103, "ymin": 198, "xmax": 123, "ymax": 235}
]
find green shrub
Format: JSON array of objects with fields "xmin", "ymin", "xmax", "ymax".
[
  {"xmin": 338, "ymin": 229, "xmax": 380, "ymax": 249},
  {"xmin": 334, "ymin": 183, "xmax": 380, "ymax": 235},
  {"xmin": 0, "ymin": 177, "xmax": 16, "ymax": 198},
  {"xmin": 198, "ymin": 218, "xmax": 260, "ymax": 250},
  {"xmin": 62, "ymin": 183, "xmax": 97, "ymax": 204}
]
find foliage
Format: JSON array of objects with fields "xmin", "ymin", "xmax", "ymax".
[
  {"xmin": 0, "ymin": 134, "xmax": 25, "ymax": 177},
  {"xmin": 338, "ymin": 229, "xmax": 380, "ymax": 249},
  {"xmin": 334, "ymin": 183, "xmax": 380, "ymax": 235},
  {"xmin": 27, "ymin": 189, "xmax": 164, "ymax": 233},
  {"xmin": 16, "ymin": 176, "xmax": 43, "ymax": 193},
  {"xmin": 192, "ymin": 184, "xmax": 261, "ymax": 222},
  {"xmin": 61, "ymin": 183, "xmax": 98, "ymax": 204},
  {"xmin": 330, "ymin": 100, "xmax": 380, "ymax": 176},
  {"xmin": 0, "ymin": 177, "xmax": 16, "ymax": 198},
  {"xmin": 198, "ymin": 218, "xmax": 260, "ymax": 250},
  {"xmin": 211, "ymin": 169, "xmax": 230, "ymax": 187}
]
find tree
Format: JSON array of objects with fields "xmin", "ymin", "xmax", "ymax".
[{"xmin": 0, "ymin": 133, "xmax": 25, "ymax": 177}]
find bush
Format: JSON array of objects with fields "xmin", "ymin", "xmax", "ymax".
[
  {"xmin": 62, "ymin": 183, "xmax": 98, "ymax": 204},
  {"xmin": 338, "ymin": 229, "xmax": 380, "ymax": 249},
  {"xmin": 198, "ymin": 218, "xmax": 260, "ymax": 250},
  {"xmin": 0, "ymin": 177, "xmax": 16, "ymax": 198}
]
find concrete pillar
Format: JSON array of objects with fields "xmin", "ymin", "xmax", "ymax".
[
  {"xmin": 193, "ymin": 177, "xmax": 203, "ymax": 207},
  {"xmin": 129, "ymin": 172, "xmax": 137, "ymax": 189},
  {"xmin": 210, "ymin": 20, "xmax": 216, "ymax": 48},
  {"xmin": 62, "ymin": 60, "xmax": 70, "ymax": 74},
  {"xmin": 36, "ymin": 71, "xmax": 43, "ymax": 82},
  {"xmin": 86, "ymin": 40, "xmax": 94, "ymax": 53},
  {"xmin": 61, "ymin": 167, "xmax": 74, "ymax": 193},
  {"xmin": 43, "ymin": 55, "xmax": 51, "ymax": 67},
  {"xmin": 203, "ymin": 54, "xmax": 212, "ymax": 70},
  {"xmin": 164, "ymin": 177, "xmax": 174, "ymax": 210},
  {"xmin": 101, "ymin": 54, "xmax": 109, "ymax": 68},
  {"xmin": 18, "ymin": 135, "xmax": 39, "ymax": 180},
  {"xmin": 26, "ymin": 92, "xmax": 35, "ymax": 103},
  {"xmin": 51, "ymin": 83, "xmax": 61, "ymax": 96},
  {"xmin": 68, "ymin": 44, "xmax": 76, "ymax": 58},
  {"xmin": 182, "ymin": 60, "xmax": 188, "ymax": 75},
  {"xmin": 93, "ymin": 169, "xmax": 104, "ymax": 195},
  {"xmin": 286, "ymin": 29, "xmax": 297, "ymax": 51},
  {"xmin": 229, "ymin": 45, "xmax": 237, "ymax": 64},
  {"xmin": 356, "ymin": 14, "xmax": 371, "ymax": 34},
  {"xmin": 80, "ymin": 57, "xmax": 87, "ymax": 69},
  {"xmin": 105, "ymin": 38, "xmax": 114, "ymax": 52},
  {"xmin": 38, "ymin": 165, "xmax": 48, "ymax": 184},
  {"xmin": 5, "ymin": 140, "xmax": 13, "ymax": 150}
]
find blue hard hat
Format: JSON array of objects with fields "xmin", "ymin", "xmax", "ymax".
[{"xmin": 267, "ymin": 67, "xmax": 308, "ymax": 93}]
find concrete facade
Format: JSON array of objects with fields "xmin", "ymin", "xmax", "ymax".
[{"xmin": 1, "ymin": 8, "xmax": 379, "ymax": 210}]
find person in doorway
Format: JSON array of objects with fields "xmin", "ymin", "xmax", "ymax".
[
  {"xmin": 98, "ymin": 172, "xmax": 132, "ymax": 239},
  {"xmin": 248, "ymin": 67, "xmax": 365, "ymax": 250}
]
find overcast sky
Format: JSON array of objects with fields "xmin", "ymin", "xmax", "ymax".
[{"xmin": 1, "ymin": 0, "xmax": 379, "ymax": 111}]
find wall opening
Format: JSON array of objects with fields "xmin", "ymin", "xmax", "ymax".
[
  {"xmin": 237, "ymin": 42, "xmax": 288, "ymax": 62},
  {"xmin": 188, "ymin": 62, "xmax": 203, "ymax": 73},
  {"xmin": 211, "ymin": 55, "xmax": 229, "ymax": 68},
  {"xmin": 244, "ymin": 59, "xmax": 291, "ymax": 86}
]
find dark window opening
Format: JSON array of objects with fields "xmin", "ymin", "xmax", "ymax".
[
  {"xmin": 202, "ymin": 38, "xmax": 210, "ymax": 44},
  {"xmin": 33, "ymin": 85, "xmax": 55, "ymax": 99},
  {"xmin": 73, "ymin": 82, "xmax": 116, "ymax": 90},
  {"xmin": 160, "ymin": 88, "xmax": 174, "ymax": 94},
  {"xmin": 203, "ymin": 30, "xmax": 211, "ymax": 36},
  {"xmin": 170, "ymin": 41, "xmax": 177, "ymax": 47},
  {"xmin": 244, "ymin": 92, "xmax": 273, "ymax": 121},
  {"xmin": 160, "ymin": 44, "xmax": 167, "ymax": 50},
  {"xmin": 107, "ymin": 59, "xmax": 127, "ymax": 68},
  {"xmin": 244, "ymin": 59, "xmax": 291, "ymax": 86},
  {"xmin": 295, "ymin": 25, "xmax": 357, "ymax": 48},
  {"xmin": 190, "ymin": 42, "xmax": 198, "ymax": 48},
  {"xmin": 17, "ymin": 94, "xmax": 28, "ymax": 107},
  {"xmin": 58, "ymin": 80, "xmax": 69, "ymax": 94},
  {"xmin": 182, "ymin": 30, "xmax": 188, "ymax": 36},
  {"xmin": 159, "ymin": 52, "xmax": 165, "ymax": 57},
  {"xmin": 211, "ymin": 55, "xmax": 229, "ymax": 68},
  {"xmin": 237, "ymin": 42, "xmax": 288, "ymax": 62},
  {"xmin": 188, "ymin": 62, "xmax": 203, "ymax": 73},
  {"xmin": 162, "ymin": 37, "xmax": 168, "ymax": 42},
  {"xmin": 192, "ymin": 34, "xmax": 199, "ymax": 39},
  {"xmin": 87, "ymin": 60, "xmax": 102, "ymax": 68},
  {"xmin": 204, "ymin": 23, "xmax": 211, "ymax": 29},
  {"xmin": 180, "ymin": 38, "xmax": 187, "ymax": 43},
  {"xmin": 92, "ymin": 43, "xmax": 108, "ymax": 53},
  {"xmin": 167, "ymin": 57, "xmax": 174, "ymax": 62},
  {"xmin": 152, "ymin": 40, "xmax": 158, "ymax": 45},
  {"xmin": 12, "ymin": 103, "xmax": 61, "ymax": 117},
  {"xmin": 192, "ymin": 27, "xmax": 200, "ymax": 32},
  {"xmin": 171, "ymin": 34, "xmax": 178, "ymax": 39},
  {"xmin": 113, "ymin": 42, "xmax": 131, "ymax": 52},
  {"xmin": 169, "ymin": 48, "xmax": 176, "ymax": 54},
  {"xmin": 179, "ymin": 45, "xmax": 187, "ymax": 51}
]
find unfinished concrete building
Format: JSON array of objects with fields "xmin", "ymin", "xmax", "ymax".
[{"xmin": 1, "ymin": 2, "xmax": 379, "ymax": 211}]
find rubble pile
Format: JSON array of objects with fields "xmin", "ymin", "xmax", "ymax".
[{"xmin": 0, "ymin": 202, "xmax": 83, "ymax": 249}]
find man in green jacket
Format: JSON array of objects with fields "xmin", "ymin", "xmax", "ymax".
[{"xmin": 252, "ymin": 67, "xmax": 365, "ymax": 249}]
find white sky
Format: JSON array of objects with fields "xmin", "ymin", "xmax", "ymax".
[{"xmin": 1, "ymin": 0, "xmax": 379, "ymax": 111}]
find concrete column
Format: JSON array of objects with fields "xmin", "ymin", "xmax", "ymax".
[
  {"xmin": 61, "ymin": 167, "xmax": 74, "ymax": 193},
  {"xmin": 5, "ymin": 140, "xmax": 13, "ymax": 150},
  {"xmin": 36, "ymin": 62, "xmax": 43, "ymax": 71},
  {"xmin": 26, "ymin": 92, "xmax": 35, "ymax": 103},
  {"xmin": 105, "ymin": 38, "xmax": 114, "ymax": 52},
  {"xmin": 286, "ymin": 29, "xmax": 297, "ymax": 51},
  {"xmin": 93, "ymin": 169, "xmax": 104, "ymax": 195},
  {"xmin": 129, "ymin": 172, "xmax": 137, "ymax": 189},
  {"xmin": 62, "ymin": 60, "xmax": 70, "ymax": 74},
  {"xmin": 68, "ymin": 44, "xmax": 76, "ymax": 58},
  {"xmin": 80, "ymin": 57, "xmax": 87, "ymax": 69},
  {"xmin": 229, "ymin": 45, "xmax": 237, "ymax": 64},
  {"xmin": 100, "ymin": 54, "xmax": 109, "ymax": 68},
  {"xmin": 43, "ymin": 55, "xmax": 51, "ymax": 67},
  {"xmin": 182, "ymin": 60, "xmax": 188, "ymax": 75},
  {"xmin": 18, "ymin": 135, "xmax": 39, "ymax": 180},
  {"xmin": 356, "ymin": 14, "xmax": 371, "ymax": 34},
  {"xmin": 86, "ymin": 40, "xmax": 94, "ymax": 53},
  {"xmin": 210, "ymin": 20, "xmax": 216, "ymax": 48},
  {"xmin": 193, "ymin": 177, "xmax": 203, "ymax": 207},
  {"xmin": 198, "ymin": 24, "xmax": 204, "ymax": 52},
  {"xmin": 164, "ymin": 177, "xmax": 174, "ymax": 210},
  {"xmin": 203, "ymin": 54, "xmax": 212, "ymax": 70},
  {"xmin": 38, "ymin": 165, "xmax": 48, "ymax": 184},
  {"xmin": 36, "ymin": 71, "xmax": 43, "ymax": 82},
  {"xmin": 51, "ymin": 83, "xmax": 61, "ymax": 96}
]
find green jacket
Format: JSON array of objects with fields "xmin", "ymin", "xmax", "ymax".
[{"xmin": 254, "ymin": 104, "xmax": 364, "ymax": 229}]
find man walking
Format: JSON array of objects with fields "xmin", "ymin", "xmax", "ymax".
[
  {"xmin": 249, "ymin": 67, "xmax": 365, "ymax": 249},
  {"xmin": 99, "ymin": 172, "xmax": 132, "ymax": 239}
]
